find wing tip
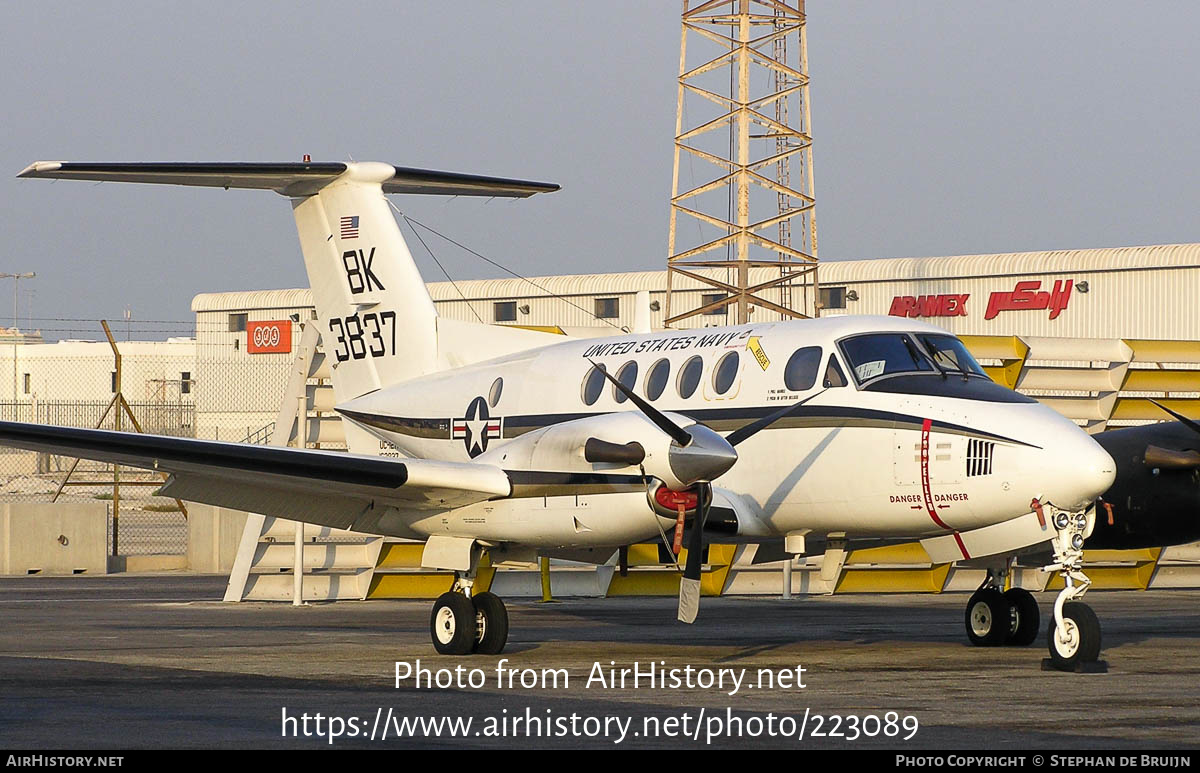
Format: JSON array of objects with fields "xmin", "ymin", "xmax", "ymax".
[{"xmin": 17, "ymin": 161, "xmax": 64, "ymax": 178}]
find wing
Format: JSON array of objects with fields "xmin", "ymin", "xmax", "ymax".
[{"xmin": 0, "ymin": 421, "xmax": 510, "ymax": 535}]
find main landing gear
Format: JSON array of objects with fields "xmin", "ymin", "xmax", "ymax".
[
  {"xmin": 962, "ymin": 504, "xmax": 1103, "ymax": 671},
  {"xmin": 430, "ymin": 573, "xmax": 509, "ymax": 656},
  {"xmin": 964, "ymin": 562, "xmax": 1039, "ymax": 647}
]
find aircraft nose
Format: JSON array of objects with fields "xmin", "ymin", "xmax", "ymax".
[{"xmin": 1049, "ymin": 430, "xmax": 1117, "ymax": 509}]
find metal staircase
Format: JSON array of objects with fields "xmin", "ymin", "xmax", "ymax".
[{"xmin": 223, "ymin": 322, "xmax": 398, "ymax": 602}]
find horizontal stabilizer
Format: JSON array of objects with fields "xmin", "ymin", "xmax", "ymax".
[{"xmin": 17, "ymin": 161, "xmax": 559, "ymax": 198}]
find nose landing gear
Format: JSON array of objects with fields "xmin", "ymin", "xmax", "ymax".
[
  {"xmin": 1042, "ymin": 505, "xmax": 1105, "ymax": 672},
  {"xmin": 963, "ymin": 505, "xmax": 1105, "ymax": 670}
]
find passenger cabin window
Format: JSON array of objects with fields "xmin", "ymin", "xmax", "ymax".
[
  {"xmin": 839, "ymin": 333, "xmax": 933, "ymax": 384},
  {"xmin": 645, "ymin": 358, "xmax": 670, "ymax": 400},
  {"xmin": 823, "ymin": 355, "xmax": 847, "ymax": 388},
  {"xmin": 614, "ymin": 361, "xmax": 638, "ymax": 403},
  {"xmin": 783, "ymin": 347, "xmax": 822, "ymax": 391},
  {"xmin": 493, "ymin": 301, "xmax": 517, "ymax": 323},
  {"xmin": 713, "ymin": 351, "xmax": 739, "ymax": 394},
  {"xmin": 595, "ymin": 297, "xmax": 620, "ymax": 319},
  {"xmin": 582, "ymin": 364, "xmax": 606, "ymax": 406},
  {"xmin": 677, "ymin": 356, "xmax": 703, "ymax": 399},
  {"xmin": 917, "ymin": 334, "xmax": 988, "ymax": 378}
]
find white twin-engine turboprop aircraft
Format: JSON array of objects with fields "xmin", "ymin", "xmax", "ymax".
[{"xmin": 11, "ymin": 160, "xmax": 1115, "ymax": 668}]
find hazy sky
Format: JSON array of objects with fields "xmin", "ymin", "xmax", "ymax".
[{"xmin": 2, "ymin": 1, "xmax": 1198, "ymax": 338}]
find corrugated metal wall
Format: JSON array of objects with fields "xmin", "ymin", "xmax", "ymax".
[{"xmin": 190, "ymin": 243, "xmax": 1200, "ymax": 340}]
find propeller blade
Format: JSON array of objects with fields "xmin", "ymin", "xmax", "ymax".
[
  {"xmin": 678, "ymin": 487, "xmax": 711, "ymax": 624},
  {"xmin": 678, "ymin": 576, "xmax": 701, "ymax": 624},
  {"xmin": 671, "ymin": 505, "xmax": 686, "ymax": 555},
  {"xmin": 587, "ymin": 360, "xmax": 692, "ymax": 446},
  {"xmin": 1149, "ymin": 400, "xmax": 1200, "ymax": 438},
  {"xmin": 1144, "ymin": 444, "xmax": 1200, "ymax": 469},
  {"xmin": 725, "ymin": 388, "xmax": 828, "ymax": 447}
]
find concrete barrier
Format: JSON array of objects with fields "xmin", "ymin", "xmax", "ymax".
[
  {"xmin": 1, "ymin": 503, "xmax": 109, "ymax": 575},
  {"xmin": 186, "ymin": 504, "xmax": 249, "ymax": 574}
]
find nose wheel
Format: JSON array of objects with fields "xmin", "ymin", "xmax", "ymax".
[
  {"xmin": 1047, "ymin": 601, "xmax": 1101, "ymax": 666},
  {"xmin": 429, "ymin": 574, "xmax": 510, "ymax": 656}
]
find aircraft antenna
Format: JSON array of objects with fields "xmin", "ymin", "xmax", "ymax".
[{"xmin": 390, "ymin": 203, "xmax": 626, "ymax": 331}]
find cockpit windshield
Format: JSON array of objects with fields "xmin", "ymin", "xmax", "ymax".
[
  {"xmin": 917, "ymin": 334, "xmax": 988, "ymax": 378},
  {"xmin": 838, "ymin": 333, "xmax": 933, "ymax": 384},
  {"xmin": 838, "ymin": 331, "xmax": 1030, "ymax": 402}
]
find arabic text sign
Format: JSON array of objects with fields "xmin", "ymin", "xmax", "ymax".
[{"xmin": 984, "ymin": 279, "xmax": 1072, "ymax": 321}]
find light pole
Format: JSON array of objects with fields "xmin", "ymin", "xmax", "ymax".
[
  {"xmin": 0, "ymin": 273, "xmax": 36, "ymax": 330},
  {"xmin": 0, "ymin": 273, "xmax": 34, "ymax": 405}
]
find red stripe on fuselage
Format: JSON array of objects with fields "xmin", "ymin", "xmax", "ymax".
[
  {"xmin": 920, "ymin": 419, "xmax": 949, "ymax": 528},
  {"xmin": 920, "ymin": 418, "xmax": 968, "ymax": 559}
]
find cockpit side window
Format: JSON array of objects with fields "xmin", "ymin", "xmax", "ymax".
[
  {"xmin": 823, "ymin": 354, "xmax": 847, "ymax": 388},
  {"xmin": 838, "ymin": 333, "xmax": 933, "ymax": 385},
  {"xmin": 917, "ymin": 334, "xmax": 988, "ymax": 378}
]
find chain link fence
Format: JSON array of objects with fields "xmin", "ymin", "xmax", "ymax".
[{"xmin": 0, "ymin": 313, "xmax": 322, "ymax": 557}]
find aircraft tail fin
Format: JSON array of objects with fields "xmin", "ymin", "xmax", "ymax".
[{"xmin": 19, "ymin": 161, "xmax": 559, "ymax": 402}]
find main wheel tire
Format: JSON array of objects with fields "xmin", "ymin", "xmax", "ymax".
[
  {"xmin": 1002, "ymin": 588, "xmax": 1040, "ymax": 647},
  {"xmin": 430, "ymin": 592, "xmax": 476, "ymax": 655},
  {"xmin": 965, "ymin": 588, "xmax": 1009, "ymax": 647},
  {"xmin": 1046, "ymin": 601, "xmax": 1101, "ymax": 668},
  {"xmin": 472, "ymin": 591, "xmax": 509, "ymax": 655}
]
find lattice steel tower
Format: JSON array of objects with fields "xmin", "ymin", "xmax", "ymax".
[{"xmin": 665, "ymin": 0, "xmax": 818, "ymax": 325}]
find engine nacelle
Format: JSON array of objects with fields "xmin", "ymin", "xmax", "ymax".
[{"xmin": 478, "ymin": 410, "xmax": 729, "ymax": 491}]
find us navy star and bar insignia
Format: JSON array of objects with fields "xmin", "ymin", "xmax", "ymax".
[{"xmin": 452, "ymin": 396, "xmax": 503, "ymax": 457}]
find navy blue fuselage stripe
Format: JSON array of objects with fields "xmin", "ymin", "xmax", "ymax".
[{"xmin": 338, "ymin": 405, "xmax": 1039, "ymax": 449}]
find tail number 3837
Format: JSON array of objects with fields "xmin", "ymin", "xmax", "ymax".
[{"xmin": 328, "ymin": 311, "xmax": 397, "ymax": 362}]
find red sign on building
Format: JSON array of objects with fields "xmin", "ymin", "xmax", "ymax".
[
  {"xmin": 888, "ymin": 279, "xmax": 1074, "ymax": 321},
  {"xmin": 983, "ymin": 280, "xmax": 1072, "ymax": 320},
  {"xmin": 888, "ymin": 294, "xmax": 969, "ymax": 318},
  {"xmin": 246, "ymin": 320, "xmax": 292, "ymax": 354}
]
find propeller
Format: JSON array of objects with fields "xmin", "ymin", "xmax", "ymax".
[
  {"xmin": 1144, "ymin": 444, "xmax": 1200, "ymax": 470},
  {"xmin": 1142, "ymin": 401, "xmax": 1200, "ymax": 470},
  {"xmin": 677, "ymin": 485, "xmax": 710, "ymax": 624},
  {"xmin": 725, "ymin": 389, "xmax": 829, "ymax": 446},
  {"xmin": 1150, "ymin": 400, "xmax": 1200, "ymax": 438},
  {"xmin": 585, "ymin": 359, "xmax": 736, "ymax": 486},
  {"xmin": 584, "ymin": 360, "xmax": 829, "ymax": 624}
]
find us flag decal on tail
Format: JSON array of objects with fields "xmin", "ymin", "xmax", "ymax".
[{"xmin": 339, "ymin": 215, "xmax": 359, "ymax": 239}]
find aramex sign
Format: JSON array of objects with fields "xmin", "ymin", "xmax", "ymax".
[{"xmin": 888, "ymin": 279, "xmax": 1073, "ymax": 321}]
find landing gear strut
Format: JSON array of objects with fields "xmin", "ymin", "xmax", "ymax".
[
  {"xmin": 1041, "ymin": 504, "xmax": 1104, "ymax": 671},
  {"xmin": 964, "ymin": 560, "xmax": 1039, "ymax": 647},
  {"xmin": 429, "ymin": 569, "xmax": 510, "ymax": 656}
]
